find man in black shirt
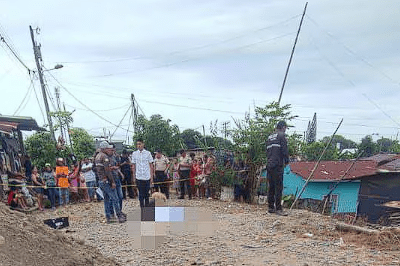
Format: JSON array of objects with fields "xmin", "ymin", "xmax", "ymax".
[
  {"xmin": 266, "ymin": 121, "xmax": 289, "ymax": 216},
  {"xmin": 120, "ymin": 150, "xmax": 135, "ymax": 199}
]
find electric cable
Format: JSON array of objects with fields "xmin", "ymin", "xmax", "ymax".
[
  {"xmin": 46, "ymin": 71, "xmax": 134, "ymax": 134},
  {"xmin": 306, "ymin": 15, "xmax": 400, "ymax": 87},
  {"xmin": 362, "ymin": 93, "xmax": 400, "ymax": 128},
  {"xmin": 62, "ymin": 80, "xmax": 236, "ymax": 104},
  {"xmin": 64, "ymin": 103, "xmax": 130, "ymax": 112},
  {"xmin": 55, "ymin": 15, "xmax": 301, "ymax": 65},
  {"xmin": 0, "ymin": 33, "xmax": 31, "ymax": 73},
  {"xmin": 91, "ymin": 32, "xmax": 295, "ymax": 78},
  {"xmin": 13, "ymin": 77, "xmax": 34, "ymax": 115},
  {"xmin": 110, "ymin": 105, "xmax": 132, "ymax": 139},
  {"xmin": 139, "ymin": 99, "xmax": 244, "ymax": 115},
  {"xmin": 31, "ymin": 79, "xmax": 47, "ymax": 125},
  {"xmin": 125, "ymin": 111, "xmax": 133, "ymax": 144}
]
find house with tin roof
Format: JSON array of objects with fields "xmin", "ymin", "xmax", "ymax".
[
  {"xmin": 284, "ymin": 160, "xmax": 377, "ymax": 213},
  {"xmin": 279, "ymin": 154, "xmax": 400, "ymax": 219}
]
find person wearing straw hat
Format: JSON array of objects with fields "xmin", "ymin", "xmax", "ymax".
[{"xmin": 266, "ymin": 121, "xmax": 289, "ymax": 216}]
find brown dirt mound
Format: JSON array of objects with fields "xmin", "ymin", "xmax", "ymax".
[{"xmin": 0, "ymin": 203, "xmax": 119, "ymax": 266}]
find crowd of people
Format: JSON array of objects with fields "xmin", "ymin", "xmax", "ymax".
[
  {"xmin": 3, "ymin": 139, "xmax": 228, "ymax": 222},
  {"xmin": 3, "ymin": 120, "xmax": 290, "ymax": 221}
]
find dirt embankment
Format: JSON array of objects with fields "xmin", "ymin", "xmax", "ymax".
[
  {"xmin": 0, "ymin": 203, "xmax": 119, "ymax": 266},
  {"xmin": 2, "ymin": 197, "xmax": 400, "ymax": 266}
]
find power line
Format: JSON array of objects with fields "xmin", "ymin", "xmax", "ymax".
[
  {"xmin": 362, "ymin": 93, "xmax": 400, "ymax": 128},
  {"xmin": 110, "ymin": 105, "xmax": 131, "ymax": 140},
  {"xmin": 64, "ymin": 103, "xmax": 130, "ymax": 112},
  {"xmin": 0, "ymin": 33, "xmax": 31, "ymax": 73},
  {"xmin": 46, "ymin": 71, "xmax": 135, "ymax": 134},
  {"xmin": 62, "ymin": 80, "xmax": 236, "ymax": 104},
  {"xmin": 307, "ymin": 34, "xmax": 356, "ymax": 87},
  {"xmin": 306, "ymin": 15, "xmax": 400, "ymax": 88},
  {"xmin": 294, "ymin": 116, "xmax": 400, "ymax": 130},
  {"xmin": 125, "ymin": 111, "xmax": 133, "ymax": 144},
  {"xmin": 55, "ymin": 15, "xmax": 301, "ymax": 65},
  {"xmin": 139, "ymin": 99, "xmax": 244, "ymax": 115},
  {"xmin": 31, "ymin": 79, "xmax": 46, "ymax": 125},
  {"xmin": 91, "ymin": 32, "xmax": 295, "ymax": 78},
  {"xmin": 13, "ymin": 77, "xmax": 34, "ymax": 115}
]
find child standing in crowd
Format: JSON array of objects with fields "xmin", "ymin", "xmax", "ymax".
[
  {"xmin": 42, "ymin": 163, "xmax": 57, "ymax": 210},
  {"xmin": 31, "ymin": 166, "xmax": 45, "ymax": 211}
]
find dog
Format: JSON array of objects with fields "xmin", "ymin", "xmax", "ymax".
[{"xmin": 147, "ymin": 192, "xmax": 167, "ymax": 207}]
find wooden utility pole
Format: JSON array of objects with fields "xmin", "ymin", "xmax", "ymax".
[
  {"xmin": 30, "ymin": 25, "xmax": 55, "ymax": 141},
  {"xmin": 277, "ymin": 2, "xmax": 308, "ymax": 105}
]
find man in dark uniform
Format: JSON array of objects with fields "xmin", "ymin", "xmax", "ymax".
[
  {"xmin": 120, "ymin": 149, "xmax": 135, "ymax": 199},
  {"xmin": 95, "ymin": 141, "xmax": 126, "ymax": 223},
  {"xmin": 266, "ymin": 121, "xmax": 289, "ymax": 216}
]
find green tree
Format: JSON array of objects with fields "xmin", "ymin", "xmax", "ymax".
[
  {"xmin": 180, "ymin": 129, "xmax": 203, "ymax": 149},
  {"xmin": 358, "ymin": 135, "xmax": 378, "ymax": 157},
  {"xmin": 389, "ymin": 140, "xmax": 400, "ymax": 153},
  {"xmin": 133, "ymin": 114, "xmax": 182, "ymax": 156},
  {"xmin": 287, "ymin": 133, "xmax": 303, "ymax": 158},
  {"xmin": 25, "ymin": 132, "xmax": 58, "ymax": 169},
  {"xmin": 69, "ymin": 128, "xmax": 95, "ymax": 161},
  {"xmin": 301, "ymin": 141, "xmax": 339, "ymax": 161},
  {"xmin": 376, "ymin": 137, "xmax": 394, "ymax": 153},
  {"xmin": 321, "ymin": 134, "xmax": 357, "ymax": 151},
  {"xmin": 49, "ymin": 110, "xmax": 73, "ymax": 132},
  {"xmin": 231, "ymin": 101, "xmax": 297, "ymax": 202}
]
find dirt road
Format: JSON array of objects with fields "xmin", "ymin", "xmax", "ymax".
[{"xmin": 31, "ymin": 196, "xmax": 400, "ymax": 266}]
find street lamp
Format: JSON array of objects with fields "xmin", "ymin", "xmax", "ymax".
[{"xmin": 43, "ymin": 64, "xmax": 63, "ymax": 71}]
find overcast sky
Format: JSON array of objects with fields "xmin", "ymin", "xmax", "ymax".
[{"xmin": 1, "ymin": 0, "xmax": 400, "ymax": 145}]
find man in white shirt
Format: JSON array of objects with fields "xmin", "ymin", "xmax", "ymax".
[
  {"xmin": 81, "ymin": 157, "xmax": 97, "ymax": 201},
  {"xmin": 131, "ymin": 138, "xmax": 154, "ymax": 208}
]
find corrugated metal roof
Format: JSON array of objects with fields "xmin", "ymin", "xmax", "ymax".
[
  {"xmin": 360, "ymin": 154, "xmax": 400, "ymax": 166},
  {"xmin": 290, "ymin": 160, "xmax": 377, "ymax": 181},
  {"xmin": 379, "ymin": 158, "xmax": 400, "ymax": 171},
  {"xmin": 0, "ymin": 121, "xmax": 19, "ymax": 134},
  {"xmin": 0, "ymin": 116, "xmax": 43, "ymax": 132}
]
